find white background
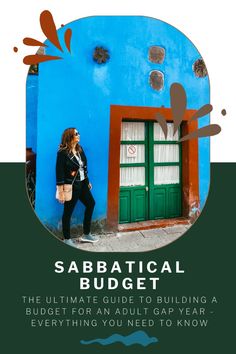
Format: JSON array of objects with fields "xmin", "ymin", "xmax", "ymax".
[{"xmin": 0, "ymin": 0, "xmax": 235, "ymax": 162}]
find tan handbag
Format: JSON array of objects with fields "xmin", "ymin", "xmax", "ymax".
[
  {"xmin": 56, "ymin": 169, "xmax": 79, "ymax": 202},
  {"xmin": 56, "ymin": 184, "xmax": 73, "ymax": 201}
]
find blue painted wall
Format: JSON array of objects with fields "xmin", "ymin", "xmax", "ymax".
[
  {"xmin": 34, "ymin": 16, "xmax": 210, "ymax": 227},
  {"xmin": 26, "ymin": 74, "xmax": 38, "ymax": 153}
]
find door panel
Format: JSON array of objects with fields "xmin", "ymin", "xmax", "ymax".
[
  {"xmin": 133, "ymin": 188, "xmax": 146, "ymax": 221},
  {"xmin": 120, "ymin": 167, "xmax": 145, "ymax": 186},
  {"xmin": 154, "ymin": 166, "xmax": 180, "ymax": 184},
  {"xmin": 121, "ymin": 122, "xmax": 145, "ymax": 140},
  {"xmin": 154, "ymin": 144, "xmax": 179, "ymax": 163},
  {"xmin": 119, "ymin": 190, "xmax": 131, "ymax": 223},
  {"xmin": 120, "ymin": 144, "xmax": 145, "ymax": 163},
  {"xmin": 151, "ymin": 187, "xmax": 166, "ymax": 219},
  {"xmin": 153, "ymin": 122, "xmax": 179, "ymax": 141}
]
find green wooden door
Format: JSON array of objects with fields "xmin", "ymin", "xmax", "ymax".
[{"xmin": 119, "ymin": 121, "xmax": 181, "ymax": 223}]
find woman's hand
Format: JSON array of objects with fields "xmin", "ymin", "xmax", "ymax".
[{"xmin": 88, "ymin": 183, "xmax": 92, "ymax": 190}]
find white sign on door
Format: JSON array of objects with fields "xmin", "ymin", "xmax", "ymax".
[{"xmin": 127, "ymin": 145, "xmax": 137, "ymax": 158}]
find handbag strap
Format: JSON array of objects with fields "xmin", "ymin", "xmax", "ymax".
[
  {"xmin": 71, "ymin": 168, "xmax": 80, "ymax": 186},
  {"xmin": 67, "ymin": 152, "xmax": 81, "ymax": 186}
]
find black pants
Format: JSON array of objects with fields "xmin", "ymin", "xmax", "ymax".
[{"xmin": 62, "ymin": 180, "xmax": 95, "ymax": 239}]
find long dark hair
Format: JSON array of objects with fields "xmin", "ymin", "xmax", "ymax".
[{"xmin": 59, "ymin": 127, "xmax": 82, "ymax": 153}]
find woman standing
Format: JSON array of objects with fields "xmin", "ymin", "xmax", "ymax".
[{"xmin": 56, "ymin": 128, "xmax": 99, "ymax": 247}]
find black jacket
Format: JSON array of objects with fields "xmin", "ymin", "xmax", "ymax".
[{"xmin": 56, "ymin": 148, "xmax": 89, "ymax": 186}]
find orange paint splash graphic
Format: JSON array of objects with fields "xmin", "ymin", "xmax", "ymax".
[
  {"xmin": 23, "ymin": 10, "xmax": 72, "ymax": 65},
  {"xmin": 189, "ymin": 104, "xmax": 213, "ymax": 121},
  {"xmin": 179, "ymin": 124, "xmax": 221, "ymax": 142},
  {"xmin": 13, "ymin": 47, "xmax": 18, "ymax": 52},
  {"xmin": 23, "ymin": 38, "xmax": 47, "ymax": 47},
  {"xmin": 170, "ymin": 83, "xmax": 187, "ymax": 135},
  {"xmin": 156, "ymin": 83, "xmax": 222, "ymax": 142},
  {"xmin": 64, "ymin": 29, "xmax": 72, "ymax": 53},
  {"xmin": 156, "ymin": 112, "xmax": 168, "ymax": 139},
  {"xmin": 21, "ymin": 10, "xmax": 224, "ymax": 142},
  {"xmin": 40, "ymin": 10, "xmax": 63, "ymax": 52},
  {"xmin": 23, "ymin": 55, "xmax": 62, "ymax": 65}
]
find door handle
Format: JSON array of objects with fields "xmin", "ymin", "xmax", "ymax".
[{"xmin": 145, "ymin": 186, "xmax": 149, "ymax": 192}]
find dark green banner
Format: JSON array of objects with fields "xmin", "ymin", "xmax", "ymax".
[{"xmin": 1, "ymin": 163, "xmax": 235, "ymax": 353}]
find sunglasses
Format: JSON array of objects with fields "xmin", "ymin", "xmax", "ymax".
[{"xmin": 74, "ymin": 132, "xmax": 80, "ymax": 136}]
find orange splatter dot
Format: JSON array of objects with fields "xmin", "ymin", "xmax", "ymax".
[
  {"xmin": 221, "ymin": 109, "xmax": 227, "ymax": 116},
  {"xmin": 13, "ymin": 47, "xmax": 18, "ymax": 52}
]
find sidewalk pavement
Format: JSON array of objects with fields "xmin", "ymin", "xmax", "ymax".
[{"xmin": 74, "ymin": 224, "xmax": 190, "ymax": 252}]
